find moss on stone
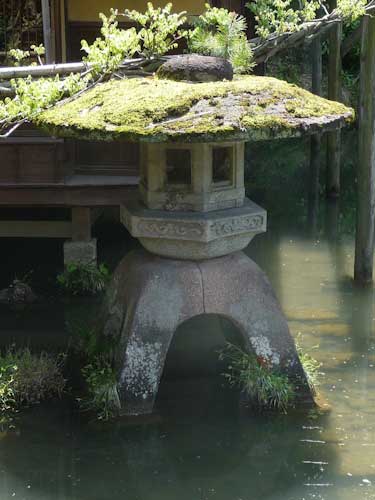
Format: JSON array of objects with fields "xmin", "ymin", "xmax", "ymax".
[{"xmin": 37, "ymin": 75, "xmax": 355, "ymax": 143}]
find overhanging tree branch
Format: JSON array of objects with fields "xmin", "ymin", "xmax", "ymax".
[{"xmin": 251, "ymin": 0, "xmax": 375, "ymax": 63}]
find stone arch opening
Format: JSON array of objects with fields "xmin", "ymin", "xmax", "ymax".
[{"xmin": 155, "ymin": 313, "xmax": 247, "ymax": 412}]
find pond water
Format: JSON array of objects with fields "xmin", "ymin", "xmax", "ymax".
[{"xmin": 1, "ymin": 133, "xmax": 375, "ymax": 500}]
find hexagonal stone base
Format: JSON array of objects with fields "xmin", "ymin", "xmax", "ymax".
[{"xmin": 121, "ymin": 198, "xmax": 267, "ymax": 260}]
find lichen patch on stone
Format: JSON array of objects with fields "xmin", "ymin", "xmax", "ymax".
[{"xmin": 251, "ymin": 334, "xmax": 280, "ymax": 366}]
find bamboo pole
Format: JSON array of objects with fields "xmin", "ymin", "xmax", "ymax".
[
  {"xmin": 354, "ymin": 15, "xmax": 375, "ymax": 285},
  {"xmin": 326, "ymin": 0, "xmax": 342, "ymax": 199},
  {"xmin": 0, "ymin": 62, "xmax": 88, "ymax": 80}
]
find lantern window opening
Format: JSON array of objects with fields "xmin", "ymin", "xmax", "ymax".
[
  {"xmin": 166, "ymin": 149, "xmax": 192, "ymax": 188},
  {"xmin": 212, "ymin": 146, "xmax": 234, "ymax": 188}
]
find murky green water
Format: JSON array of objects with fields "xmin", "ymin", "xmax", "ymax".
[{"xmin": 1, "ymin": 134, "xmax": 375, "ymax": 500}]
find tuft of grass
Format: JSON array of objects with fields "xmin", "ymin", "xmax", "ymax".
[
  {"xmin": 295, "ymin": 334, "xmax": 321, "ymax": 392},
  {"xmin": 67, "ymin": 321, "xmax": 121, "ymax": 421},
  {"xmin": 57, "ymin": 262, "xmax": 110, "ymax": 296},
  {"xmin": 80, "ymin": 359, "xmax": 121, "ymax": 421},
  {"xmin": 0, "ymin": 347, "xmax": 66, "ymax": 412},
  {"xmin": 220, "ymin": 343, "xmax": 295, "ymax": 412}
]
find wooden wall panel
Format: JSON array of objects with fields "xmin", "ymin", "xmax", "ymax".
[
  {"xmin": 0, "ymin": 146, "xmax": 18, "ymax": 183},
  {"xmin": 74, "ymin": 141, "xmax": 139, "ymax": 176},
  {"xmin": 0, "ymin": 143, "xmax": 64, "ymax": 184}
]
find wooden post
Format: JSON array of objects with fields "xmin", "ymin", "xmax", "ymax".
[
  {"xmin": 71, "ymin": 207, "xmax": 91, "ymax": 242},
  {"xmin": 308, "ymin": 36, "xmax": 322, "ymax": 233},
  {"xmin": 311, "ymin": 35, "xmax": 322, "ymax": 97},
  {"xmin": 41, "ymin": 0, "xmax": 55, "ymax": 64},
  {"xmin": 354, "ymin": 16, "xmax": 375, "ymax": 285},
  {"xmin": 326, "ymin": 0, "xmax": 342, "ymax": 199}
]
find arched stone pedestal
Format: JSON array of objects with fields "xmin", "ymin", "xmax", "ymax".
[{"xmin": 102, "ymin": 249, "xmax": 311, "ymax": 415}]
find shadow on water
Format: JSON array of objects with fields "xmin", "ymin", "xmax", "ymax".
[{"xmin": 2, "ymin": 131, "xmax": 375, "ymax": 500}]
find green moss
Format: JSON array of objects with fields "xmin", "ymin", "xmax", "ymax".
[{"xmin": 37, "ymin": 75, "xmax": 355, "ymax": 143}]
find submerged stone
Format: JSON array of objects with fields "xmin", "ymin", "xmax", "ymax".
[{"xmin": 0, "ymin": 280, "xmax": 38, "ymax": 307}]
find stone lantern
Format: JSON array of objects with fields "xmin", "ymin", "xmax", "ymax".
[{"xmin": 39, "ymin": 55, "xmax": 354, "ymax": 415}]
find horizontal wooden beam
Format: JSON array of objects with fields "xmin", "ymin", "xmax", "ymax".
[
  {"xmin": 0, "ymin": 137, "xmax": 64, "ymax": 144},
  {"xmin": 0, "ymin": 185, "xmax": 138, "ymax": 206},
  {"xmin": 0, "ymin": 220, "xmax": 72, "ymax": 238}
]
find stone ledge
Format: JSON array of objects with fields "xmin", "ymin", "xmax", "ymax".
[{"xmin": 121, "ymin": 198, "xmax": 267, "ymax": 244}]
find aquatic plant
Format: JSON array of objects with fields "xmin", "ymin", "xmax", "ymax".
[
  {"xmin": 80, "ymin": 359, "xmax": 121, "ymax": 421},
  {"xmin": 67, "ymin": 321, "xmax": 120, "ymax": 420},
  {"xmin": 220, "ymin": 343, "xmax": 295, "ymax": 412},
  {"xmin": 0, "ymin": 347, "xmax": 66, "ymax": 409},
  {"xmin": 0, "ymin": 358, "xmax": 16, "ymax": 413},
  {"xmin": 295, "ymin": 335, "xmax": 321, "ymax": 391},
  {"xmin": 57, "ymin": 262, "xmax": 110, "ymax": 296}
]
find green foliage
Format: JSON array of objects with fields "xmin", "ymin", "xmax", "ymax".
[
  {"xmin": 68, "ymin": 321, "xmax": 120, "ymax": 420},
  {"xmin": 189, "ymin": 4, "xmax": 255, "ymax": 74},
  {"xmin": 67, "ymin": 319, "xmax": 116, "ymax": 361},
  {"xmin": 0, "ymin": 73, "xmax": 87, "ymax": 127},
  {"xmin": 81, "ymin": 10, "xmax": 140, "ymax": 76},
  {"xmin": 81, "ymin": 359, "xmax": 121, "ymax": 420},
  {"xmin": 0, "ymin": 347, "xmax": 65, "ymax": 411},
  {"xmin": 337, "ymin": 0, "xmax": 366, "ymax": 24},
  {"xmin": 123, "ymin": 2, "xmax": 187, "ymax": 59},
  {"xmin": 8, "ymin": 48, "xmax": 30, "ymax": 65},
  {"xmin": 8, "ymin": 44, "xmax": 46, "ymax": 66},
  {"xmin": 248, "ymin": 0, "xmax": 366, "ymax": 38},
  {"xmin": 295, "ymin": 335, "xmax": 321, "ymax": 391},
  {"xmin": 220, "ymin": 343, "xmax": 295, "ymax": 412},
  {"xmin": 57, "ymin": 262, "xmax": 110, "ymax": 296},
  {"xmin": 0, "ymin": 357, "xmax": 16, "ymax": 413},
  {"xmin": 248, "ymin": 0, "xmax": 321, "ymax": 38}
]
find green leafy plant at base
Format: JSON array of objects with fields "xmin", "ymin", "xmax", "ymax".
[
  {"xmin": 80, "ymin": 359, "xmax": 121, "ymax": 421},
  {"xmin": 0, "ymin": 358, "xmax": 16, "ymax": 413},
  {"xmin": 189, "ymin": 4, "xmax": 255, "ymax": 74},
  {"xmin": 67, "ymin": 321, "xmax": 120, "ymax": 420},
  {"xmin": 295, "ymin": 334, "xmax": 321, "ymax": 392},
  {"xmin": 57, "ymin": 262, "xmax": 110, "ymax": 296},
  {"xmin": 220, "ymin": 343, "xmax": 295, "ymax": 412},
  {"xmin": 0, "ymin": 347, "xmax": 66, "ymax": 411}
]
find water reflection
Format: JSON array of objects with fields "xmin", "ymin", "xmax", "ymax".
[{"xmin": 0, "ymin": 402, "xmax": 341, "ymax": 500}]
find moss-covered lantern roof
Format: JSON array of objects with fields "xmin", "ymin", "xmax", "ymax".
[{"xmin": 37, "ymin": 75, "xmax": 355, "ymax": 143}]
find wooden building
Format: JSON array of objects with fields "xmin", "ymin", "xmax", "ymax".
[{"xmin": 0, "ymin": 0, "xmax": 249, "ymax": 264}]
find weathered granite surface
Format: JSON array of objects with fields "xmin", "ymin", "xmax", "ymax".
[
  {"xmin": 63, "ymin": 239, "xmax": 97, "ymax": 266},
  {"xmin": 101, "ymin": 249, "xmax": 311, "ymax": 415},
  {"xmin": 157, "ymin": 54, "xmax": 234, "ymax": 82},
  {"xmin": 121, "ymin": 198, "xmax": 267, "ymax": 259}
]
